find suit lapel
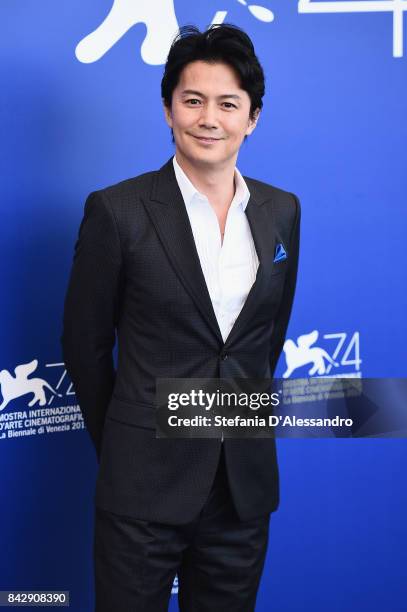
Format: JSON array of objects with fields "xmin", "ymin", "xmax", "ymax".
[
  {"xmin": 144, "ymin": 158, "xmax": 223, "ymax": 343},
  {"xmin": 223, "ymin": 188, "xmax": 277, "ymax": 347},
  {"xmin": 143, "ymin": 157, "xmax": 278, "ymax": 348}
]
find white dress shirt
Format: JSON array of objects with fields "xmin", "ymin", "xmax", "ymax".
[{"xmin": 172, "ymin": 155, "xmax": 259, "ymax": 343}]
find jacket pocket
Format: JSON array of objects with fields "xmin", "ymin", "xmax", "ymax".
[
  {"xmin": 106, "ymin": 395, "xmax": 156, "ymax": 430},
  {"xmin": 270, "ymin": 258, "xmax": 288, "ymax": 276}
]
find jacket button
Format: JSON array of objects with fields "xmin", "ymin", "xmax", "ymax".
[{"xmin": 220, "ymin": 353, "xmax": 228, "ymax": 361}]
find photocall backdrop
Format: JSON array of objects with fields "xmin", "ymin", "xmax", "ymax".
[{"xmin": 1, "ymin": 1, "xmax": 406, "ymax": 610}]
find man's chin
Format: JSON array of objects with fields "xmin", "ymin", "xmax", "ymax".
[{"xmin": 176, "ymin": 147, "xmax": 230, "ymax": 168}]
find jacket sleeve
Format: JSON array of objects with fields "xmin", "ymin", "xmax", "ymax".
[
  {"xmin": 269, "ymin": 193, "xmax": 301, "ymax": 377},
  {"xmin": 60, "ymin": 190, "xmax": 123, "ymax": 460}
]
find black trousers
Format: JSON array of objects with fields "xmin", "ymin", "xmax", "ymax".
[{"xmin": 94, "ymin": 446, "xmax": 271, "ymax": 611}]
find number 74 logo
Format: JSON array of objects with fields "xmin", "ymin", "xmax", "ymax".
[{"xmin": 282, "ymin": 331, "xmax": 362, "ymax": 378}]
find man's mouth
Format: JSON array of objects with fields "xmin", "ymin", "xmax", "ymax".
[{"xmin": 191, "ymin": 135, "xmax": 222, "ymax": 143}]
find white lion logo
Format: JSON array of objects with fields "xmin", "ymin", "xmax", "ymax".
[
  {"xmin": 282, "ymin": 330, "xmax": 339, "ymax": 378},
  {"xmin": 75, "ymin": 0, "xmax": 274, "ymax": 65},
  {"xmin": 0, "ymin": 359, "xmax": 62, "ymax": 411}
]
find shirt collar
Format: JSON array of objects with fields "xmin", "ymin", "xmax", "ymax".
[{"xmin": 172, "ymin": 155, "xmax": 250, "ymax": 212}]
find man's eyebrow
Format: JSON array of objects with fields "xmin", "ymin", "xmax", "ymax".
[{"xmin": 180, "ymin": 89, "xmax": 242, "ymax": 100}]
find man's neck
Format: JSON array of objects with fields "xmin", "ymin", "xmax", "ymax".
[{"xmin": 175, "ymin": 151, "xmax": 236, "ymax": 212}]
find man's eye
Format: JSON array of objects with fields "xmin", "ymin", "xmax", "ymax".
[
  {"xmin": 222, "ymin": 102, "xmax": 237, "ymax": 109},
  {"xmin": 186, "ymin": 99, "xmax": 201, "ymax": 105}
]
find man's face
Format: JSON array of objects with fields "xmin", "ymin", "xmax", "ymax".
[{"xmin": 163, "ymin": 60, "xmax": 260, "ymax": 170}]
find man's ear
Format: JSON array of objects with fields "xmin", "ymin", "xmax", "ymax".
[
  {"xmin": 246, "ymin": 108, "xmax": 261, "ymax": 136},
  {"xmin": 163, "ymin": 100, "xmax": 173, "ymax": 128}
]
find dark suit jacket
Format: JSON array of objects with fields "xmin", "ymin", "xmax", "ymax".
[{"xmin": 61, "ymin": 156, "xmax": 301, "ymax": 525}]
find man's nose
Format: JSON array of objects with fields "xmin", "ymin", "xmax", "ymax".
[{"xmin": 198, "ymin": 102, "xmax": 219, "ymax": 128}]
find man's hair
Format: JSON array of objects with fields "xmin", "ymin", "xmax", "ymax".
[{"xmin": 161, "ymin": 23, "xmax": 265, "ymax": 125}]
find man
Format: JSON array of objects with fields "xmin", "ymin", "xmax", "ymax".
[{"xmin": 61, "ymin": 24, "xmax": 300, "ymax": 612}]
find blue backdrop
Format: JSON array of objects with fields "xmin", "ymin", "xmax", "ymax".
[{"xmin": 1, "ymin": 1, "xmax": 406, "ymax": 610}]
